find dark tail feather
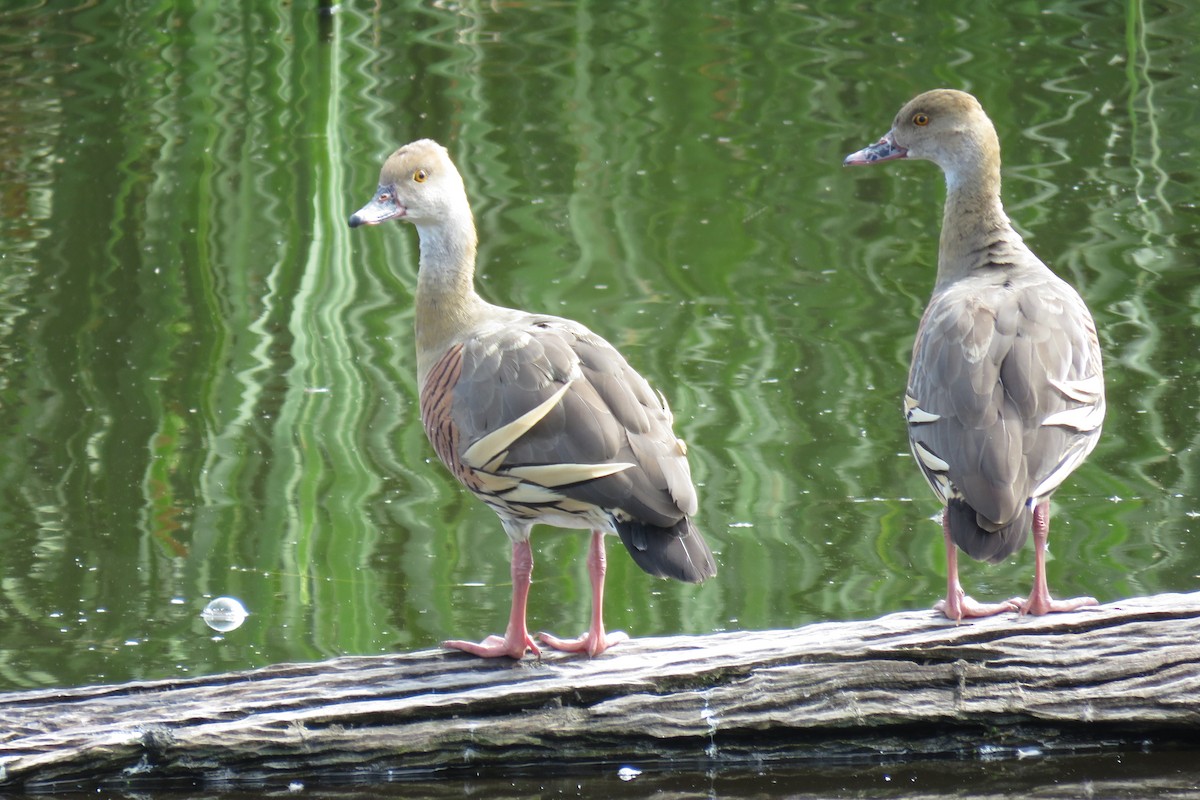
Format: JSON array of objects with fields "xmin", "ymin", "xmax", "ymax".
[
  {"xmin": 947, "ymin": 498, "xmax": 1030, "ymax": 565},
  {"xmin": 616, "ymin": 516, "xmax": 717, "ymax": 583}
]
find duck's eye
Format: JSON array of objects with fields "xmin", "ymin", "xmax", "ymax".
[
  {"xmin": 378, "ymin": 192, "xmax": 391, "ymax": 202},
  {"xmin": 413, "ymin": 169, "xmax": 428, "ymax": 183},
  {"xmin": 912, "ymin": 113, "xmax": 930, "ymax": 126}
]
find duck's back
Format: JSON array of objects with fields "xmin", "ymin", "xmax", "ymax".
[
  {"xmin": 419, "ymin": 310, "xmax": 714, "ymax": 581},
  {"xmin": 907, "ymin": 260, "xmax": 1105, "ymax": 562}
]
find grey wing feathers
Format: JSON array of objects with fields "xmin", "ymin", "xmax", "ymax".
[
  {"xmin": 907, "ymin": 270, "xmax": 1104, "ymax": 563},
  {"xmin": 452, "ymin": 314, "xmax": 716, "ymax": 582}
]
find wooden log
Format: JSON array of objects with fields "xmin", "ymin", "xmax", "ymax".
[{"xmin": 2, "ymin": 592, "xmax": 1199, "ymax": 791}]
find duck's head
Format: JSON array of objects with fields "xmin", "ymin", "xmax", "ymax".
[
  {"xmin": 348, "ymin": 139, "xmax": 467, "ymax": 228},
  {"xmin": 844, "ymin": 89, "xmax": 999, "ymax": 179}
]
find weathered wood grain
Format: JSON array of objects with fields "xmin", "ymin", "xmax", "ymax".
[{"xmin": 2, "ymin": 592, "xmax": 1199, "ymax": 791}]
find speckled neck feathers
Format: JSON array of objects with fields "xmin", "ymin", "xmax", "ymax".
[
  {"xmin": 934, "ymin": 129, "xmax": 1033, "ymax": 289},
  {"xmin": 410, "ymin": 197, "xmax": 488, "ymax": 386},
  {"xmin": 890, "ymin": 90, "xmax": 1038, "ymax": 289}
]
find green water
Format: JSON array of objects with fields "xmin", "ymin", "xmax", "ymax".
[{"xmin": 1, "ymin": 0, "xmax": 1199, "ymax": 792}]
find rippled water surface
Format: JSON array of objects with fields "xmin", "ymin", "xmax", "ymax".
[{"xmin": 2, "ymin": 0, "xmax": 1199, "ymax": 794}]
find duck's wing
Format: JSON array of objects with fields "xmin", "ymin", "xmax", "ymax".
[
  {"xmin": 420, "ymin": 313, "xmax": 715, "ymax": 582},
  {"xmin": 906, "ymin": 272, "xmax": 1104, "ymax": 563}
]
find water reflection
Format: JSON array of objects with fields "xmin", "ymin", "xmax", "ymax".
[
  {"xmin": 0, "ymin": 0, "xmax": 1195, "ymax": 696},
  {"xmin": 1, "ymin": 746, "xmax": 1198, "ymax": 800}
]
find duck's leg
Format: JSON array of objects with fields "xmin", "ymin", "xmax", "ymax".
[
  {"xmin": 1014, "ymin": 500, "xmax": 1098, "ymax": 615},
  {"xmin": 540, "ymin": 530, "xmax": 629, "ymax": 657},
  {"xmin": 934, "ymin": 508, "xmax": 1018, "ymax": 622},
  {"xmin": 443, "ymin": 538, "xmax": 540, "ymax": 659}
]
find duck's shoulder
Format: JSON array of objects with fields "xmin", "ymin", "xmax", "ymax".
[
  {"xmin": 441, "ymin": 306, "xmax": 681, "ymax": 473},
  {"xmin": 932, "ymin": 250, "xmax": 1088, "ymax": 318},
  {"xmin": 460, "ymin": 308, "xmax": 629, "ymax": 371},
  {"xmin": 914, "ymin": 260, "xmax": 1101, "ymax": 410}
]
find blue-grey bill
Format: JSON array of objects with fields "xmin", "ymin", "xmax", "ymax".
[
  {"xmin": 844, "ymin": 133, "xmax": 908, "ymax": 166},
  {"xmin": 348, "ymin": 190, "xmax": 404, "ymax": 227}
]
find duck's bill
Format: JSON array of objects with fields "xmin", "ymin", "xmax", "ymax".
[
  {"xmin": 348, "ymin": 190, "xmax": 406, "ymax": 228},
  {"xmin": 843, "ymin": 132, "xmax": 908, "ymax": 166}
]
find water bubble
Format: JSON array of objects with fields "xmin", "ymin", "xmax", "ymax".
[
  {"xmin": 617, "ymin": 766, "xmax": 641, "ymax": 782},
  {"xmin": 201, "ymin": 597, "xmax": 248, "ymax": 632}
]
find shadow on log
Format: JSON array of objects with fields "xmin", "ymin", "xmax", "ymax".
[{"xmin": 3, "ymin": 592, "xmax": 1200, "ymax": 792}]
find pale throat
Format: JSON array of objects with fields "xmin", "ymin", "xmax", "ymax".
[{"xmin": 412, "ymin": 214, "xmax": 485, "ymax": 380}]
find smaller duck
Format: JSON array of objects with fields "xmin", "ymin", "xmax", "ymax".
[{"xmin": 845, "ymin": 90, "xmax": 1106, "ymax": 621}]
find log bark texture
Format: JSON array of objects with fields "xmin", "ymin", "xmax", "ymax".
[{"xmin": 3, "ymin": 592, "xmax": 1199, "ymax": 791}]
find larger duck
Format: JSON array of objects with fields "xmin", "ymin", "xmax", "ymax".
[
  {"xmin": 845, "ymin": 89, "xmax": 1106, "ymax": 621},
  {"xmin": 349, "ymin": 139, "xmax": 716, "ymax": 658}
]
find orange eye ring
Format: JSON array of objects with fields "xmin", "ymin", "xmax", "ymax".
[
  {"xmin": 414, "ymin": 169, "xmax": 428, "ymax": 183},
  {"xmin": 913, "ymin": 113, "xmax": 930, "ymax": 126}
]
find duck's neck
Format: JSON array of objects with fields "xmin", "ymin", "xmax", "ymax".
[
  {"xmin": 935, "ymin": 146, "xmax": 1028, "ymax": 289},
  {"xmin": 412, "ymin": 207, "xmax": 487, "ymax": 385}
]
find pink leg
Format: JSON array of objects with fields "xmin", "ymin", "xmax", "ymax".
[
  {"xmin": 1014, "ymin": 500, "xmax": 1097, "ymax": 615},
  {"xmin": 934, "ymin": 508, "xmax": 1018, "ymax": 622},
  {"xmin": 540, "ymin": 531, "xmax": 629, "ymax": 657},
  {"xmin": 443, "ymin": 539, "xmax": 540, "ymax": 659}
]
